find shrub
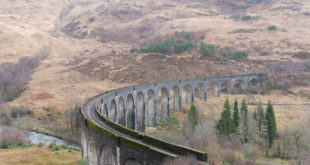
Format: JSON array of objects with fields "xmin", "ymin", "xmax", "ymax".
[
  {"xmin": 88, "ymin": 17, "xmax": 95, "ymax": 23},
  {"xmin": 200, "ymin": 42, "xmax": 215, "ymax": 56},
  {"xmin": 38, "ymin": 143, "xmax": 43, "ymax": 147},
  {"xmin": 78, "ymin": 160, "xmax": 88, "ymax": 165},
  {"xmin": 111, "ymin": 49, "xmax": 116, "ymax": 55},
  {"xmin": 267, "ymin": 25, "xmax": 277, "ymax": 31},
  {"xmin": 157, "ymin": 116, "xmax": 180, "ymax": 130},
  {"xmin": 232, "ymin": 51, "xmax": 248, "ymax": 59},
  {"xmin": 140, "ymin": 39, "xmax": 195, "ymax": 54},
  {"xmin": 130, "ymin": 48, "xmax": 139, "ymax": 53}
]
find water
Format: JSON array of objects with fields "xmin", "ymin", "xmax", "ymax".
[
  {"xmin": 28, "ymin": 131, "xmax": 80, "ymax": 149},
  {"xmin": 0, "ymin": 125, "xmax": 80, "ymax": 149}
]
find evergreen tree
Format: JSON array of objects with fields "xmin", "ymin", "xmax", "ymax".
[
  {"xmin": 188, "ymin": 104, "xmax": 199, "ymax": 130},
  {"xmin": 265, "ymin": 101, "xmax": 277, "ymax": 147},
  {"xmin": 241, "ymin": 98, "xmax": 250, "ymax": 143},
  {"xmin": 260, "ymin": 118, "xmax": 269, "ymax": 156},
  {"xmin": 216, "ymin": 97, "xmax": 234, "ymax": 136},
  {"xmin": 257, "ymin": 101, "xmax": 265, "ymax": 132},
  {"xmin": 233, "ymin": 99, "xmax": 240, "ymax": 131}
]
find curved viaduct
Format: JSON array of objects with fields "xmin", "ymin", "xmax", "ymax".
[{"xmin": 81, "ymin": 74, "xmax": 266, "ymax": 165}]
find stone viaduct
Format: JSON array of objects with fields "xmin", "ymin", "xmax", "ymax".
[{"xmin": 81, "ymin": 74, "xmax": 266, "ymax": 165}]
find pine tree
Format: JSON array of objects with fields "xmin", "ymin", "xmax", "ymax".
[
  {"xmin": 257, "ymin": 101, "xmax": 264, "ymax": 132},
  {"xmin": 217, "ymin": 97, "xmax": 234, "ymax": 136},
  {"xmin": 240, "ymin": 98, "xmax": 250, "ymax": 143},
  {"xmin": 265, "ymin": 101, "xmax": 277, "ymax": 147},
  {"xmin": 233, "ymin": 99, "xmax": 240, "ymax": 131},
  {"xmin": 188, "ymin": 104, "xmax": 199, "ymax": 130}
]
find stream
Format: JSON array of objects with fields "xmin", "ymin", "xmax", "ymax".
[{"xmin": 0, "ymin": 125, "xmax": 80, "ymax": 149}]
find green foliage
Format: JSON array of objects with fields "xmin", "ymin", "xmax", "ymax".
[
  {"xmin": 232, "ymin": 99, "xmax": 240, "ymax": 131},
  {"xmin": 140, "ymin": 39, "xmax": 195, "ymax": 54},
  {"xmin": 265, "ymin": 101, "xmax": 277, "ymax": 147},
  {"xmin": 43, "ymin": 107, "xmax": 51, "ymax": 111},
  {"xmin": 267, "ymin": 25, "xmax": 277, "ymax": 31},
  {"xmin": 111, "ymin": 49, "xmax": 116, "ymax": 55},
  {"xmin": 130, "ymin": 48, "xmax": 139, "ymax": 53},
  {"xmin": 8, "ymin": 142, "xmax": 34, "ymax": 149},
  {"xmin": 88, "ymin": 17, "xmax": 95, "ymax": 23},
  {"xmin": 241, "ymin": 98, "xmax": 250, "ymax": 143},
  {"xmin": 257, "ymin": 101, "xmax": 265, "ymax": 132},
  {"xmin": 216, "ymin": 98, "xmax": 234, "ymax": 136},
  {"xmin": 78, "ymin": 160, "xmax": 88, "ymax": 165},
  {"xmin": 157, "ymin": 116, "xmax": 180, "ymax": 130},
  {"xmin": 187, "ymin": 104, "xmax": 199, "ymax": 130},
  {"xmin": 200, "ymin": 42, "xmax": 215, "ymax": 56},
  {"xmin": 232, "ymin": 51, "xmax": 248, "ymax": 59},
  {"xmin": 10, "ymin": 107, "xmax": 34, "ymax": 118},
  {"xmin": 38, "ymin": 143, "xmax": 43, "ymax": 147}
]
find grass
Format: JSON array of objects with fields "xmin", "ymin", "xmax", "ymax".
[{"xmin": 0, "ymin": 146, "xmax": 81, "ymax": 165}]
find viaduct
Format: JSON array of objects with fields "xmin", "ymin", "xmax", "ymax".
[{"xmin": 80, "ymin": 74, "xmax": 266, "ymax": 165}]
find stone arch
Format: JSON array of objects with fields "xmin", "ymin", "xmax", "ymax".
[
  {"xmin": 247, "ymin": 78, "xmax": 259, "ymax": 93},
  {"xmin": 158, "ymin": 87, "xmax": 169, "ymax": 121},
  {"xmin": 126, "ymin": 94, "xmax": 135, "ymax": 130},
  {"xmin": 136, "ymin": 92, "xmax": 145, "ymax": 131},
  {"xmin": 231, "ymin": 79, "xmax": 245, "ymax": 94},
  {"xmin": 109, "ymin": 99, "xmax": 117, "ymax": 122},
  {"xmin": 117, "ymin": 96, "xmax": 126, "ymax": 126},
  {"xmin": 99, "ymin": 144, "xmax": 116, "ymax": 165},
  {"xmin": 124, "ymin": 158, "xmax": 141, "ymax": 165},
  {"xmin": 207, "ymin": 81, "xmax": 219, "ymax": 97},
  {"xmin": 194, "ymin": 83, "xmax": 206, "ymax": 101},
  {"xmin": 147, "ymin": 89, "xmax": 156, "ymax": 127},
  {"xmin": 182, "ymin": 84, "xmax": 193, "ymax": 104},
  {"xmin": 220, "ymin": 80, "xmax": 231, "ymax": 94},
  {"xmin": 171, "ymin": 85, "xmax": 181, "ymax": 111}
]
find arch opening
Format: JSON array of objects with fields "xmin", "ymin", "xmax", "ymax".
[
  {"xmin": 103, "ymin": 104, "xmax": 108, "ymax": 118},
  {"xmin": 171, "ymin": 86, "xmax": 181, "ymax": 111},
  {"xmin": 194, "ymin": 83, "xmax": 205, "ymax": 101},
  {"xmin": 147, "ymin": 89, "xmax": 156, "ymax": 127},
  {"xmin": 247, "ymin": 78, "xmax": 259, "ymax": 94},
  {"xmin": 207, "ymin": 81, "xmax": 219, "ymax": 97},
  {"xmin": 182, "ymin": 84, "xmax": 193, "ymax": 105},
  {"xmin": 126, "ymin": 94, "xmax": 135, "ymax": 130},
  {"xmin": 231, "ymin": 79, "xmax": 245, "ymax": 94},
  {"xmin": 109, "ymin": 100, "xmax": 117, "ymax": 122},
  {"xmin": 99, "ymin": 144, "xmax": 116, "ymax": 165},
  {"xmin": 136, "ymin": 92, "xmax": 145, "ymax": 131},
  {"xmin": 158, "ymin": 87, "xmax": 169, "ymax": 121},
  {"xmin": 118, "ymin": 97, "xmax": 126, "ymax": 126},
  {"xmin": 220, "ymin": 80, "xmax": 231, "ymax": 94}
]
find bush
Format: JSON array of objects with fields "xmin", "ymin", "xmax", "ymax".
[
  {"xmin": 88, "ymin": 17, "xmax": 95, "ymax": 23},
  {"xmin": 111, "ymin": 49, "xmax": 116, "ymax": 55},
  {"xmin": 140, "ymin": 39, "xmax": 195, "ymax": 54},
  {"xmin": 232, "ymin": 51, "xmax": 248, "ymax": 59},
  {"xmin": 157, "ymin": 116, "xmax": 180, "ymax": 130},
  {"xmin": 130, "ymin": 48, "xmax": 139, "ymax": 53},
  {"xmin": 38, "ymin": 143, "xmax": 43, "ymax": 147},
  {"xmin": 267, "ymin": 25, "xmax": 277, "ymax": 31},
  {"xmin": 200, "ymin": 42, "xmax": 215, "ymax": 56}
]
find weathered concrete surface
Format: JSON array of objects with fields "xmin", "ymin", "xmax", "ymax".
[{"xmin": 81, "ymin": 74, "xmax": 266, "ymax": 165}]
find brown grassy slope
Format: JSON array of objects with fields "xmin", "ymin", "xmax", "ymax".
[
  {"xmin": 0, "ymin": 0, "xmax": 309, "ymax": 125},
  {"xmin": 0, "ymin": 146, "xmax": 81, "ymax": 165}
]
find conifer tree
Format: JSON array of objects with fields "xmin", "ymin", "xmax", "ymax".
[
  {"xmin": 265, "ymin": 101, "xmax": 277, "ymax": 147},
  {"xmin": 216, "ymin": 97, "xmax": 234, "ymax": 136},
  {"xmin": 233, "ymin": 99, "xmax": 240, "ymax": 131},
  {"xmin": 188, "ymin": 104, "xmax": 199, "ymax": 130},
  {"xmin": 257, "ymin": 101, "xmax": 265, "ymax": 132},
  {"xmin": 241, "ymin": 98, "xmax": 250, "ymax": 143}
]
